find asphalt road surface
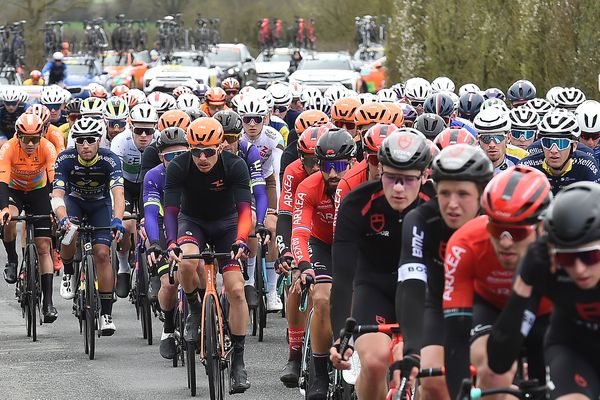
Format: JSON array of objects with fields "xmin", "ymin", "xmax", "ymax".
[{"xmin": 0, "ymin": 252, "xmax": 303, "ymax": 400}]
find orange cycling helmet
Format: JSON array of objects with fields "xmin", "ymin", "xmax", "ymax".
[
  {"xmin": 111, "ymin": 84, "xmax": 130, "ymax": 97},
  {"xmin": 331, "ymin": 97, "xmax": 361, "ymax": 122},
  {"xmin": 363, "ymin": 123, "xmax": 398, "ymax": 152},
  {"xmin": 25, "ymin": 104, "xmax": 51, "ymax": 125},
  {"xmin": 297, "ymin": 125, "xmax": 328, "ymax": 155},
  {"xmin": 384, "ymin": 102, "xmax": 405, "ymax": 128},
  {"xmin": 15, "ymin": 113, "xmax": 45, "ymax": 135},
  {"xmin": 187, "ymin": 117, "xmax": 224, "ymax": 147},
  {"xmin": 295, "ymin": 109, "xmax": 329, "ymax": 134},
  {"xmin": 433, "ymin": 128, "xmax": 476, "ymax": 150},
  {"xmin": 482, "ymin": 165, "xmax": 552, "ymax": 225},
  {"xmin": 221, "ymin": 77, "xmax": 240, "ymax": 91},
  {"xmin": 205, "ymin": 87, "xmax": 227, "ymax": 106},
  {"xmin": 354, "ymin": 102, "xmax": 391, "ymax": 127},
  {"xmin": 158, "ymin": 109, "xmax": 192, "ymax": 131}
]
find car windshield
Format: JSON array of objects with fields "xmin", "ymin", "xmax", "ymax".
[
  {"xmin": 256, "ymin": 53, "xmax": 292, "ymax": 62},
  {"xmin": 299, "ymin": 58, "xmax": 351, "ymax": 70},
  {"xmin": 209, "ymin": 47, "xmax": 242, "ymax": 63},
  {"xmin": 103, "ymin": 54, "xmax": 129, "ymax": 66},
  {"xmin": 65, "ymin": 63, "xmax": 94, "ymax": 75},
  {"xmin": 172, "ymin": 56, "xmax": 208, "ymax": 67}
]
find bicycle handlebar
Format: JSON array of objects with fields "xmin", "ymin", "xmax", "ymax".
[
  {"xmin": 10, "ymin": 214, "xmax": 52, "ymax": 222},
  {"xmin": 457, "ymin": 378, "xmax": 547, "ymax": 400}
]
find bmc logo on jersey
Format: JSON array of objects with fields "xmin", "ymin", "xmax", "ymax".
[{"xmin": 370, "ymin": 213, "xmax": 385, "ymax": 233}]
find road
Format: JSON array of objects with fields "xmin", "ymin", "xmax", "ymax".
[{"xmin": 0, "ymin": 254, "xmax": 303, "ymax": 400}]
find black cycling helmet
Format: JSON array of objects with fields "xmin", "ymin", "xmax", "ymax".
[
  {"xmin": 458, "ymin": 92, "xmax": 484, "ymax": 121},
  {"xmin": 314, "ymin": 128, "xmax": 356, "ymax": 161},
  {"xmin": 157, "ymin": 127, "xmax": 188, "ymax": 151},
  {"xmin": 507, "ymin": 80, "xmax": 536, "ymax": 105},
  {"xmin": 431, "ymin": 144, "xmax": 493, "ymax": 184},
  {"xmin": 213, "ymin": 109, "xmax": 243, "ymax": 134},
  {"xmin": 424, "ymin": 92, "xmax": 454, "ymax": 118},
  {"xmin": 378, "ymin": 128, "xmax": 432, "ymax": 171},
  {"xmin": 65, "ymin": 98, "xmax": 82, "ymax": 115},
  {"xmin": 185, "ymin": 109, "xmax": 208, "ymax": 121},
  {"xmin": 545, "ymin": 181, "xmax": 600, "ymax": 247},
  {"xmin": 414, "ymin": 113, "xmax": 446, "ymax": 140}
]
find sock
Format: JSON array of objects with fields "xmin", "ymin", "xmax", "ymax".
[
  {"xmin": 313, "ymin": 352, "xmax": 329, "ymax": 379},
  {"xmin": 266, "ymin": 261, "xmax": 277, "ymax": 292},
  {"xmin": 186, "ymin": 289, "xmax": 202, "ymax": 314},
  {"xmin": 163, "ymin": 308, "xmax": 175, "ymax": 333},
  {"xmin": 3, "ymin": 240, "xmax": 18, "ymax": 264},
  {"xmin": 100, "ymin": 292, "xmax": 113, "ymax": 315},
  {"xmin": 117, "ymin": 250, "xmax": 130, "ymax": 274},
  {"xmin": 245, "ymin": 256, "xmax": 256, "ymax": 286},
  {"xmin": 63, "ymin": 258, "xmax": 74, "ymax": 275},
  {"xmin": 288, "ymin": 327, "xmax": 304, "ymax": 360},
  {"xmin": 41, "ymin": 273, "xmax": 53, "ymax": 307}
]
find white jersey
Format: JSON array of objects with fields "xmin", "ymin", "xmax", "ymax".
[
  {"xmin": 242, "ymin": 125, "xmax": 284, "ymax": 179},
  {"xmin": 110, "ymin": 129, "xmax": 159, "ymax": 183}
]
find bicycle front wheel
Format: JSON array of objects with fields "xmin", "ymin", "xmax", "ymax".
[
  {"xmin": 26, "ymin": 244, "xmax": 39, "ymax": 342},
  {"xmin": 203, "ymin": 295, "xmax": 224, "ymax": 400},
  {"xmin": 84, "ymin": 255, "xmax": 97, "ymax": 360}
]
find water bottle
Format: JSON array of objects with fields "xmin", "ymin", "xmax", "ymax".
[{"xmin": 61, "ymin": 222, "xmax": 78, "ymax": 245}]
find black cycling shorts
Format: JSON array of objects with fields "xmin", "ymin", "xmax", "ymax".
[
  {"xmin": 177, "ymin": 212, "xmax": 240, "ymax": 274},
  {"xmin": 65, "ymin": 196, "xmax": 113, "ymax": 246},
  {"xmin": 308, "ymin": 236, "xmax": 332, "ymax": 284},
  {"xmin": 352, "ymin": 270, "xmax": 396, "ymax": 332},
  {"xmin": 8, "ymin": 187, "xmax": 52, "ymax": 238},
  {"xmin": 124, "ymin": 179, "xmax": 141, "ymax": 214}
]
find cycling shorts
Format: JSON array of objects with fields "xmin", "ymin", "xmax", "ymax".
[
  {"xmin": 352, "ymin": 271, "xmax": 396, "ymax": 336},
  {"xmin": 176, "ymin": 212, "xmax": 240, "ymax": 274},
  {"xmin": 124, "ymin": 179, "xmax": 141, "ymax": 214},
  {"xmin": 308, "ymin": 236, "xmax": 332, "ymax": 284},
  {"xmin": 65, "ymin": 196, "xmax": 113, "ymax": 246},
  {"xmin": 8, "ymin": 187, "xmax": 52, "ymax": 238}
]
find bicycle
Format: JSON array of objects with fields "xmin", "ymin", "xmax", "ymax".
[
  {"xmin": 456, "ymin": 378, "xmax": 548, "ymax": 400},
  {"xmin": 297, "ymin": 274, "xmax": 314, "ymax": 397},
  {"xmin": 167, "ymin": 261, "xmax": 188, "ymax": 368},
  {"xmin": 10, "ymin": 214, "xmax": 52, "ymax": 342},
  {"xmin": 276, "ymin": 266, "xmax": 294, "ymax": 319},
  {"xmin": 250, "ymin": 240, "xmax": 269, "ymax": 341},
  {"xmin": 130, "ymin": 239, "xmax": 155, "ymax": 345},
  {"xmin": 170, "ymin": 246, "xmax": 234, "ymax": 399}
]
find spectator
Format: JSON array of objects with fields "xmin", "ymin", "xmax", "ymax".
[{"xmin": 41, "ymin": 52, "xmax": 67, "ymax": 86}]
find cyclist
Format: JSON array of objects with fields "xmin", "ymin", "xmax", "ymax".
[
  {"xmin": 519, "ymin": 109, "xmax": 600, "ymax": 195},
  {"xmin": 576, "ymin": 100, "xmax": 600, "ymax": 163},
  {"xmin": 239, "ymin": 96, "xmax": 285, "ymax": 311},
  {"xmin": 258, "ymin": 89, "xmax": 290, "ymax": 146},
  {"xmin": 41, "ymin": 86, "xmax": 68, "ymax": 128},
  {"xmin": 457, "ymin": 91, "xmax": 484, "ymax": 122},
  {"xmin": 433, "ymin": 127, "xmax": 477, "ymax": 150},
  {"xmin": 507, "ymin": 106, "xmax": 539, "ymax": 150},
  {"xmin": 354, "ymin": 102, "xmax": 391, "ymax": 162},
  {"xmin": 110, "ymin": 103, "xmax": 159, "ymax": 298},
  {"xmin": 292, "ymin": 128, "xmax": 356, "ymax": 399},
  {"xmin": 23, "ymin": 70, "xmax": 45, "ymax": 86},
  {"xmin": 276, "ymin": 125, "xmax": 326, "ymax": 387},
  {"xmin": 221, "ymin": 77, "xmax": 240, "ymax": 107},
  {"xmin": 214, "ymin": 109, "xmax": 268, "ymax": 308},
  {"xmin": 200, "ymin": 87, "xmax": 229, "ymax": 117},
  {"xmin": 395, "ymin": 145, "xmax": 493, "ymax": 399},
  {"xmin": 329, "ymin": 129, "xmax": 431, "ymax": 400},
  {"xmin": 42, "ymin": 52, "xmax": 67, "ymax": 86},
  {"xmin": 506, "ymin": 80, "xmax": 536, "ymax": 108},
  {"xmin": 164, "ymin": 117, "xmax": 252, "ymax": 393},
  {"xmin": 25, "ymin": 104, "xmax": 66, "ymax": 155},
  {"xmin": 58, "ymin": 99, "xmax": 82, "ymax": 144},
  {"xmin": 53, "ymin": 117, "xmax": 126, "ymax": 336},
  {"xmin": 143, "ymin": 127, "xmax": 188, "ymax": 359},
  {"xmin": 0, "ymin": 114, "xmax": 58, "ymax": 322},
  {"xmin": 442, "ymin": 165, "xmax": 553, "ymax": 399},
  {"xmin": 474, "ymin": 107, "xmax": 528, "ymax": 173},
  {"xmin": 0, "ymin": 87, "xmax": 28, "ymax": 146},
  {"xmin": 488, "ymin": 181, "xmax": 600, "ymax": 400},
  {"xmin": 330, "ymin": 97, "xmax": 361, "ymax": 140},
  {"xmin": 101, "ymin": 97, "xmax": 130, "ymax": 148},
  {"xmin": 268, "ymin": 83, "xmax": 295, "ymax": 143}
]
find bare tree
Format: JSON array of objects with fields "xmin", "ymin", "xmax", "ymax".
[{"xmin": 152, "ymin": 0, "xmax": 190, "ymax": 15}]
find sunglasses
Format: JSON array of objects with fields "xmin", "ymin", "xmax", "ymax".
[
  {"xmin": 45, "ymin": 103, "xmax": 62, "ymax": 111},
  {"xmin": 74, "ymin": 136, "xmax": 99, "ymax": 145},
  {"xmin": 381, "ymin": 172, "xmax": 422, "ymax": 188},
  {"xmin": 208, "ymin": 104, "xmax": 225, "ymax": 111},
  {"xmin": 225, "ymin": 90, "xmax": 238, "ymax": 95},
  {"xmin": 553, "ymin": 245, "xmax": 600, "ymax": 267},
  {"xmin": 333, "ymin": 120, "xmax": 356, "ymax": 130},
  {"xmin": 133, "ymin": 127, "xmax": 155, "ymax": 136},
  {"xmin": 300, "ymin": 155, "xmax": 318, "ymax": 169},
  {"xmin": 162, "ymin": 150, "xmax": 187, "ymax": 161},
  {"xmin": 540, "ymin": 137, "xmax": 571, "ymax": 151},
  {"xmin": 320, "ymin": 160, "xmax": 350, "ymax": 174},
  {"xmin": 107, "ymin": 120, "xmax": 127, "ymax": 129},
  {"xmin": 510, "ymin": 129, "xmax": 536, "ymax": 141},
  {"xmin": 479, "ymin": 134, "xmax": 507, "ymax": 145},
  {"xmin": 4, "ymin": 101, "xmax": 18, "ymax": 107},
  {"xmin": 190, "ymin": 146, "xmax": 217, "ymax": 158},
  {"xmin": 366, "ymin": 153, "xmax": 379, "ymax": 166},
  {"xmin": 223, "ymin": 133, "xmax": 240, "ymax": 144},
  {"xmin": 68, "ymin": 113, "xmax": 81, "ymax": 122},
  {"xmin": 242, "ymin": 115, "xmax": 264, "ymax": 125},
  {"xmin": 404, "ymin": 120, "xmax": 414, "ymax": 128},
  {"xmin": 486, "ymin": 221, "xmax": 534, "ymax": 242},
  {"xmin": 274, "ymin": 105, "xmax": 288, "ymax": 113},
  {"xmin": 581, "ymin": 132, "xmax": 600, "ymax": 141},
  {"xmin": 18, "ymin": 134, "xmax": 41, "ymax": 144}
]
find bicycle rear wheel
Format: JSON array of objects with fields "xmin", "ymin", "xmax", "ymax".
[
  {"xmin": 26, "ymin": 245, "xmax": 39, "ymax": 342},
  {"xmin": 84, "ymin": 255, "xmax": 97, "ymax": 360},
  {"xmin": 203, "ymin": 295, "xmax": 224, "ymax": 400}
]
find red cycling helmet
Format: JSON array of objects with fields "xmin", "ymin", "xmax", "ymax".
[
  {"xmin": 297, "ymin": 125, "xmax": 329, "ymax": 155},
  {"xmin": 363, "ymin": 123, "xmax": 397, "ymax": 152},
  {"xmin": 433, "ymin": 127, "xmax": 476, "ymax": 150},
  {"xmin": 221, "ymin": 77, "xmax": 240, "ymax": 91},
  {"xmin": 482, "ymin": 165, "xmax": 552, "ymax": 225}
]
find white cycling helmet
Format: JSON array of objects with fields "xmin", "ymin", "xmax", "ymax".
[
  {"xmin": 231, "ymin": 94, "xmax": 244, "ymax": 110},
  {"xmin": 431, "ymin": 76, "xmax": 455, "ymax": 93},
  {"xmin": 147, "ymin": 92, "xmax": 176, "ymax": 114},
  {"xmin": 473, "ymin": 107, "xmax": 511, "ymax": 133},
  {"xmin": 130, "ymin": 103, "xmax": 159, "ymax": 125},
  {"xmin": 324, "ymin": 85, "xmax": 347, "ymax": 105},
  {"xmin": 41, "ymin": 85, "xmax": 66, "ymax": 105},
  {"xmin": 554, "ymin": 87, "xmax": 586, "ymax": 111},
  {"xmin": 538, "ymin": 109, "xmax": 580, "ymax": 139},
  {"xmin": 238, "ymin": 96, "xmax": 269, "ymax": 116},
  {"xmin": 52, "ymin": 51, "xmax": 64, "ymax": 61},
  {"xmin": 303, "ymin": 95, "xmax": 331, "ymax": 115},
  {"xmin": 267, "ymin": 83, "xmax": 292, "ymax": 107},
  {"xmin": 128, "ymin": 88, "xmax": 147, "ymax": 104},
  {"xmin": 356, "ymin": 92, "xmax": 378, "ymax": 104},
  {"xmin": 575, "ymin": 100, "xmax": 600, "ymax": 134},
  {"xmin": 253, "ymin": 88, "xmax": 274, "ymax": 110},
  {"xmin": 176, "ymin": 93, "xmax": 201, "ymax": 112},
  {"xmin": 377, "ymin": 88, "xmax": 398, "ymax": 103},
  {"xmin": 481, "ymin": 98, "xmax": 509, "ymax": 113},
  {"xmin": 80, "ymin": 97, "xmax": 106, "ymax": 117},
  {"xmin": 103, "ymin": 97, "xmax": 129, "ymax": 120},
  {"xmin": 546, "ymin": 86, "xmax": 563, "ymax": 106},
  {"xmin": 525, "ymin": 98, "xmax": 553, "ymax": 118},
  {"xmin": 289, "ymin": 82, "xmax": 304, "ymax": 99},
  {"xmin": 300, "ymin": 86, "xmax": 322, "ymax": 105},
  {"xmin": 239, "ymin": 86, "xmax": 256, "ymax": 96},
  {"xmin": 458, "ymin": 83, "xmax": 481, "ymax": 97},
  {"xmin": 71, "ymin": 116, "xmax": 106, "ymax": 139},
  {"xmin": 508, "ymin": 107, "xmax": 540, "ymax": 130},
  {"xmin": 391, "ymin": 83, "xmax": 405, "ymax": 99},
  {"xmin": 1, "ymin": 87, "xmax": 26, "ymax": 103},
  {"xmin": 404, "ymin": 77, "xmax": 431, "ymax": 103}
]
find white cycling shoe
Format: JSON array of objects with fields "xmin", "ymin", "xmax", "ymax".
[
  {"xmin": 60, "ymin": 274, "xmax": 76, "ymax": 300},
  {"xmin": 100, "ymin": 314, "xmax": 116, "ymax": 336},
  {"xmin": 266, "ymin": 291, "xmax": 283, "ymax": 311}
]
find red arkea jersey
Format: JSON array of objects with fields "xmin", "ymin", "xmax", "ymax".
[{"xmin": 278, "ymin": 158, "xmax": 308, "ymax": 216}]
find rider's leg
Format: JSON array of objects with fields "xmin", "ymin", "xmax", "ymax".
[{"xmin": 354, "ymin": 333, "xmax": 392, "ymax": 400}]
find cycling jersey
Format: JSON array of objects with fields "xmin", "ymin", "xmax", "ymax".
[
  {"xmin": 334, "ymin": 160, "xmax": 368, "ymax": 226},
  {"xmin": 519, "ymin": 152, "xmax": 600, "ymax": 195},
  {"xmin": 46, "ymin": 124, "xmax": 66, "ymax": 153},
  {"xmin": 494, "ymin": 145, "xmax": 528, "ymax": 173},
  {"xmin": 58, "ymin": 122, "xmax": 70, "ymax": 143},
  {"xmin": 242, "ymin": 125, "xmax": 284, "ymax": 179},
  {"xmin": 110, "ymin": 129, "xmax": 159, "ymax": 184},
  {"xmin": 291, "ymin": 172, "xmax": 336, "ymax": 271},
  {"xmin": 236, "ymin": 137, "xmax": 267, "ymax": 224},
  {"xmin": 23, "ymin": 78, "xmax": 45, "ymax": 86},
  {"xmin": 163, "ymin": 150, "xmax": 252, "ymax": 246},
  {"xmin": 199, "ymin": 103, "xmax": 230, "ymax": 117},
  {"xmin": 283, "ymin": 109, "xmax": 300, "ymax": 132},
  {"xmin": 0, "ymin": 137, "xmax": 57, "ymax": 207},
  {"xmin": 527, "ymin": 140, "xmax": 595, "ymax": 159},
  {"xmin": 41, "ymin": 60, "xmax": 67, "ymax": 85},
  {"xmin": 269, "ymin": 115, "xmax": 290, "ymax": 145},
  {"xmin": 279, "ymin": 138, "xmax": 299, "ymax": 184},
  {"xmin": 276, "ymin": 158, "xmax": 308, "ymax": 255},
  {"xmin": 0, "ymin": 104, "xmax": 27, "ymax": 139},
  {"xmin": 53, "ymin": 148, "xmax": 124, "ymax": 201},
  {"xmin": 143, "ymin": 162, "xmax": 166, "ymax": 245}
]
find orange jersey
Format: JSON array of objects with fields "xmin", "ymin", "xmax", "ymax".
[
  {"xmin": 200, "ymin": 103, "xmax": 230, "ymax": 117},
  {"xmin": 0, "ymin": 137, "xmax": 57, "ymax": 191},
  {"xmin": 46, "ymin": 125, "xmax": 66, "ymax": 153}
]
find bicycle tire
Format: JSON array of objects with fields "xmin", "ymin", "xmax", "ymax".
[
  {"xmin": 299, "ymin": 308, "xmax": 314, "ymax": 397},
  {"xmin": 255, "ymin": 247, "xmax": 266, "ymax": 342},
  {"xmin": 187, "ymin": 341, "xmax": 197, "ymax": 396},
  {"xmin": 138, "ymin": 250, "xmax": 152, "ymax": 345},
  {"xmin": 84, "ymin": 255, "xmax": 96, "ymax": 360},
  {"xmin": 179, "ymin": 291, "xmax": 188, "ymax": 367},
  {"xmin": 173, "ymin": 305, "xmax": 181, "ymax": 368},
  {"xmin": 203, "ymin": 295, "xmax": 224, "ymax": 400},
  {"xmin": 250, "ymin": 307, "xmax": 257, "ymax": 336},
  {"xmin": 26, "ymin": 244, "xmax": 39, "ymax": 342}
]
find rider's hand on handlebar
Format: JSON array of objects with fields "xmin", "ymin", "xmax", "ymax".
[
  {"xmin": 299, "ymin": 264, "xmax": 315, "ymax": 286},
  {"xmin": 147, "ymin": 243, "xmax": 163, "ymax": 265},
  {"xmin": 231, "ymin": 240, "xmax": 250, "ymax": 261},
  {"xmin": 330, "ymin": 338, "xmax": 353, "ymax": 371},
  {"xmin": 167, "ymin": 242, "xmax": 182, "ymax": 263},
  {"xmin": 255, "ymin": 223, "xmax": 271, "ymax": 246},
  {"xmin": 389, "ymin": 353, "xmax": 420, "ymax": 395},
  {"xmin": 138, "ymin": 217, "xmax": 147, "ymax": 242},
  {"xmin": 0, "ymin": 207, "xmax": 11, "ymax": 225},
  {"xmin": 111, "ymin": 217, "xmax": 126, "ymax": 242},
  {"xmin": 274, "ymin": 251, "xmax": 294, "ymax": 275}
]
